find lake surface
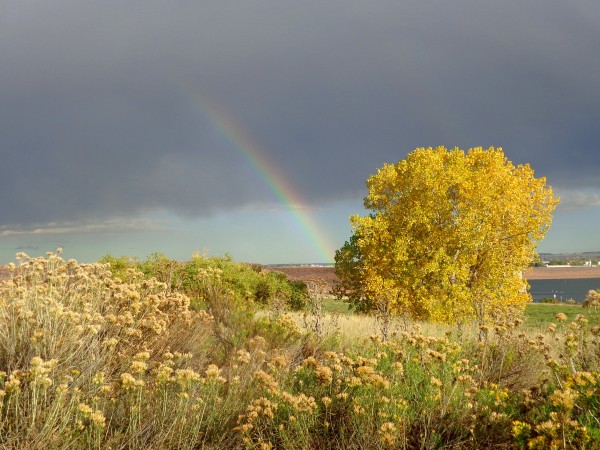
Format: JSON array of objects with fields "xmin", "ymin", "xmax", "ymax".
[{"xmin": 528, "ymin": 278, "xmax": 600, "ymax": 302}]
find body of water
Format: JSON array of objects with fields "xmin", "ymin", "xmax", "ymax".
[{"xmin": 528, "ymin": 278, "xmax": 600, "ymax": 303}]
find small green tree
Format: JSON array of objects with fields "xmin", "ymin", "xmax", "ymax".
[{"xmin": 333, "ymin": 233, "xmax": 371, "ymax": 313}]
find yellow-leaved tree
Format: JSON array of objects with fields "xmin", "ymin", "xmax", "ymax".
[{"xmin": 335, "ymin": 147, "xmax": 558, "ymax": 332}]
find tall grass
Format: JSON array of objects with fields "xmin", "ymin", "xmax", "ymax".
[
  {"xmin": 524, "ymin": 303, "xmax": 600, "ymax": 330},
  {"xmin": 1, "ymin": 252, "xmax": 599, "ymax": 448}
]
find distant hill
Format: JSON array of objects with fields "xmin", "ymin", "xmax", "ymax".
[{"xmin": 538, "ymin": 251, "xmax": 600, "ymax": 263}]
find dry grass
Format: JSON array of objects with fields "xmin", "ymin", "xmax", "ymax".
[{"xmin": 1, "ymin": 252, "xmax": 599, "ymax": 449}]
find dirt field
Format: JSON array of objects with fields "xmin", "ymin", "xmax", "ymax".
[
  {"xmin": 271, "ymin": 265, "xmax": 600, "ymax": 287},
  {"xmin": 523, "ymin": 266, "xmax": 600, "ymax": 279},
  {"xmin": 268, "ymin": 266, "xmax": 338, "ymax": 287}
]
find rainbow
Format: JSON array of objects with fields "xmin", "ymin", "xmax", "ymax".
[{"xmin": 189, "ymin": 93, "xmax": 335, "ymax": 263}]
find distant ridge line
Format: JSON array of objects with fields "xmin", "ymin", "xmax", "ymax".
[{"xmin": 266, "ymin": 263, "xmax": 335, "ymax": 268}]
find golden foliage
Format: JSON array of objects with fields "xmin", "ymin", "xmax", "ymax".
[{"xmin": 344, "ymin": 146, "xmax": 558, "ymax": 325}]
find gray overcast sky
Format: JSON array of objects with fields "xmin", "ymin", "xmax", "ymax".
[{"xmin": 1, "ymin": 1, "xmax": 600, "ymax": 263}]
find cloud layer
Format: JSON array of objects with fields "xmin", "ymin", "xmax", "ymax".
[{"xmin": 2, "ymin": 0, "xmax": 600, "ymax": 230}]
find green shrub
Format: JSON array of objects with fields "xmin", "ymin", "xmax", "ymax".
[{"xmin": 100, "ymin": 253, "xmax": 308, "ymax": 311}]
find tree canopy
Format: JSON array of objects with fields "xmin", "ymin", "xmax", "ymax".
[{"xmin": 335, "ymin": 146, "xmax": 559, "ymax": 325}]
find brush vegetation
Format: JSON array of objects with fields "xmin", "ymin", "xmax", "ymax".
[
  {"xmin": 1, "ymin": 251, "xmax": 600, "ymax": 449},
  {"xmin": 99, "ymin": 252, "xmax": 309, "ymax": 311}
]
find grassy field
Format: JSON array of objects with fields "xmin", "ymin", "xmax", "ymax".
[
  {"xmin": 524, "ymin": 302, "xmax": 600, "ymax": 329},
  {"xmin": 2, "ymin": 253, "xmax": 600, "ymax": 449},
  {"xmin": 322, "ymin": 296, "xmax": 600, "ymax": 328}
]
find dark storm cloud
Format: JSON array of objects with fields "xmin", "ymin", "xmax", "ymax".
[{"xmin": 1, "ymin": 0, "xmax": 599, "ymax": 228}]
